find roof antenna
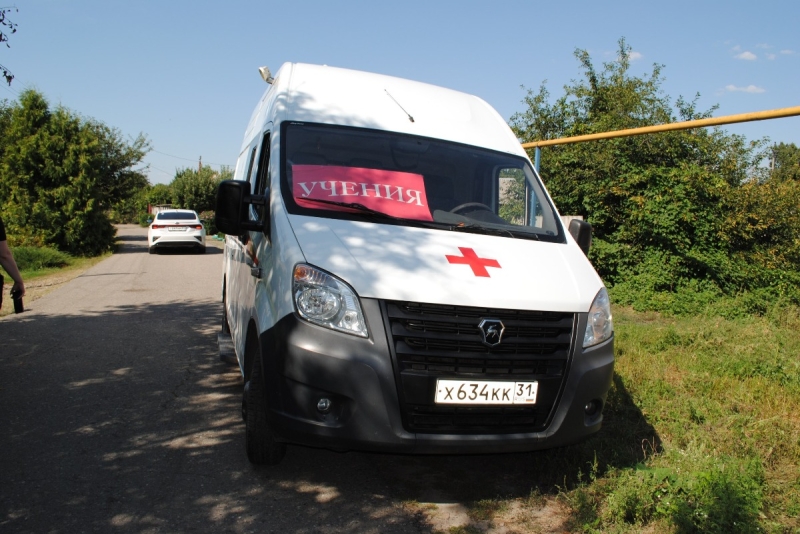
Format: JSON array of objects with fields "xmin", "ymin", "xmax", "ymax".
[
  {"xmin": 258, "ymin": 66, "xmax": 274, "ymax": 84},
  {"xmin": 385, "ymin": 89, "xmax": 415, "ymax": 123}
]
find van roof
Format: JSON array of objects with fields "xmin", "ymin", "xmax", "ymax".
[{"xmin": 243, "ymin": 63, "xmax": 526, "ymax": 157}]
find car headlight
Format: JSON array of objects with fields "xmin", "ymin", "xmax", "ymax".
[
  {"xmin": 293, "ymin": 264, "xmax": 368, "ymax": 338},
  {"xmin": 583, "ymin": 287, "xmax": 613, "ymax": 348}
]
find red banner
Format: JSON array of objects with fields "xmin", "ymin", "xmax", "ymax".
[{"xmin": 292, "ymin": 165, "xmax": 433, "ymax": 221}]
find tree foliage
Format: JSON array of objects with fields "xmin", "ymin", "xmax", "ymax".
[
  {"xmin": 170, "ymin": 164, "xmax": 232, "ymax": 213},
  {"xmin": 148, "ymin": 183, "xmax": 173, "ymax": 206},
  {"xmin": 108, "ymin": 185, "xmax": 150, "ymax": 225},
  {"xmin": 0, "ymin": 90, "xmax": 150, "ymax": 255},
  {"xmin": 511, "ymin": 38, "xmax": 800, "ymax": 313},
  {"xmin": 0, "ymin": 7, "xmax": 17, "ymax": 85},
  {"xmin": 110, "ymin": 165, "xmax": 233, "ymax": 228},
  {"xmin": 769, "ymin": 142, "xmax": 800, "ymax": 182}
]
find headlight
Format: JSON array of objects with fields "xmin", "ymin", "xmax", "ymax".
[
  {"xmin": 293, "ymin": 264, "xmax": 368, "ymax": 338},
  {"xmin": 583, "ymin": 287, "xmax": 613, "ymax": 348}
]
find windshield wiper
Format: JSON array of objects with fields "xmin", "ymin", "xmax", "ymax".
[
  {"xmin": 299, "ymin": 198, "xmax": 400, "ymax": 220},
  {"xmin": 299, "ymin": 198, "xmax": 448, "ymax": 230},
  {"xmin": 298, "ymin": 199, "xmax": 540, "ymax": 238},
  {"xmin": 450, "ymin": 223, "xmax": 519, "ymax": 239}
]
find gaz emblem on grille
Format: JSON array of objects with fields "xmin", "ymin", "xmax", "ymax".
[{"xmin": 478, "ymin": 318, "xmax": 505, "ymax": 347}]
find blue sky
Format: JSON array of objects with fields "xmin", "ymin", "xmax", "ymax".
[{"xmin": 3, "ymin": 0, "xmax": 799, "ymax": 184}]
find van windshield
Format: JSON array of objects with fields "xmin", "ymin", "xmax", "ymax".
[{"xmin": 281, "ymin": 122, "xmax": 565, "ymax": 242}]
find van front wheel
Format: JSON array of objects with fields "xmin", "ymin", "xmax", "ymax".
[{"xmin": 244, "ymin": 351, "xmax": 286, "ymax": 466}]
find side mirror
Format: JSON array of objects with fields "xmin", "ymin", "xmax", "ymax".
[
  {"xmin": 215, "ymin": 180, "xmax": 269, "ymax": 236},
  {"xmin": 568, "ymin": 219, "xmax": 592, "ymax": 256}
]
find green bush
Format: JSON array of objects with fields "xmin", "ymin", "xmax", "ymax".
[
  {"xmin": 138, "ymin": 212, "xmax": 153, "ymax": 227},
  {"xmin": 11, "ymin": 246, "xmax": 72, "ymax": 271},
  {"xmin": 198, "ymin": 210, "xmax": 217, "ymax": 235},
  {"xmin": 602, "ymin": 460, "xmax": 764, "ymax": 533}
]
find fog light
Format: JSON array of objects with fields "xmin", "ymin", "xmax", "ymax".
[
  {"xmin": 317, "ymin": 398, "xmax": 332, "ymax": 414},
  {"xmin": 584, "ymin": 400, "xmax": 601, "ymax": 416}
]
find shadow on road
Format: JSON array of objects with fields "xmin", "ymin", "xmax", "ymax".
[
  {"xmin": 114, "ymin": 242, "xmax": 223, "ymax": 256},
  {"xmin": 0, "ymin": 300, "xmax": 657, "ymax": 532}
]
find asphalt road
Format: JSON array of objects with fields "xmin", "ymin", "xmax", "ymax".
[{"xmin": 0, "ymin": 225, "xmax": 578, "ymax": 534}]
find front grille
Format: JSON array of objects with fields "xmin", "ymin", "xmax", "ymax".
[
  {"xmin": 384, "ymin": 300, "xmax": 576, "ymax": 434},
  {"xmin": 402, "ymin": 354, "xmax": 565, "ymax": 376}
]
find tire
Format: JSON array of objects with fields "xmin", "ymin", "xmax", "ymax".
[
  {"xmin": 244, "ymin": 343, "xmax": 286, "ymax": 466},
  {"xmin": 242, "ymin": 382, "xmax": 249, "ymax": 422},
  {"xmin": 148, "ymin": 246, "xmax": 156, "ymax": 255}
]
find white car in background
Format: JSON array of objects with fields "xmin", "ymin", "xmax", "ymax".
[{"xmin": 147, "ymin": 209, "xmax": 206, "ymax": 254}]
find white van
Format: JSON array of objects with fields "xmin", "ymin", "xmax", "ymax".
[{"xmin": 216, "ymin": 63, "xmax": 614, "ymax": 465}]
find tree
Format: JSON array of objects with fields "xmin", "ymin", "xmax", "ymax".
[
  {"xmin": 769, "ymin": 142, "xmax": 800, "ymax": 182},
  {"xmin": 170, "ymin": 164, "xmax": 232, "ymax": 213},
  {"xmin": 148, "ymin": 183, "xmax": 173, "ymax": 206},
  {"xmin": 109, "ymin": 183, "xmax": 150, "ymax": 224},
  {"xmin": 1, "ymin": 7, "xmax": 18, "ymax": 85},
  {"xmin": 722, "ymin": 144, "xmax": 800, "ymax": 292},
  {"xmin": 0, "ymin": 90, "xmax": 150, "ymax": 255},
  {"xmin": 509, "ymin": 38, "xmax": 800, "ymax": 312}
]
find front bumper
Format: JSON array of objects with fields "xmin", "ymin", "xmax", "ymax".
[{"xmin": 259, "ymin": 299, "xmax": 614, "ymax": 454}]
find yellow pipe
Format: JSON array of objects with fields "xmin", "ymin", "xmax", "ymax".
[{"xmin": 520, "ymin": 105, "xmax": 800, "ymax": 148}]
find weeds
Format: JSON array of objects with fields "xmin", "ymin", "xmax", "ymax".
[
  {"xmin": 441, "ymin": 526, "xmax": 483, "ymax": 534},
  {"xmin": 554, "ymin": 303, "xmax": 800, "ymax": 532},
  {"xmin": 467, "ymin": 498, "xmax": 507, "ymax": 522},
  {"xmin": 601, "ymin": 456, "xmax": 764, "ymax": 533}
]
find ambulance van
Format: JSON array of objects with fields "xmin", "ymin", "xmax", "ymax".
[{"xmin": 215, "ymin": 63, "xmax": 614, "ymax": 465}]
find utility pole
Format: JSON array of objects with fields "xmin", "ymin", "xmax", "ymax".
[{"xmin": 198, "ymin": 156, "xmax": 202, "ymax": 172}]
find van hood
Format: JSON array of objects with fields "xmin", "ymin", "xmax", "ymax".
[{"xmin": 290, "ymin": 216, "xmax": 604, "ymax": 313}]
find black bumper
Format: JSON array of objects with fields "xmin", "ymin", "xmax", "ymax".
[{"xmin": 258, "ymin": 299, "xmax": 614, "ymax": 454}]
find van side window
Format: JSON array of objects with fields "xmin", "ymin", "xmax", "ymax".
[
  {"xmin": 234, "ymin": 146, "xmax": 259, "ymax": 244},
  {"xmin": 245, "ymin": 146, "xmax": 257, "ymax": 190},
  {"xmin": 498, "ymin": 167, "xmax": 527, "ymax": 226},
  {"xmin": 251, "ymin": 132, "xmax": 270, "ymax": 221},
  {"xmin": 497, "ymin": 166, "xmax": 553, "ymax": 229},
  {"xmin": 254, "ymin": 132, "xmax": 270, "ymax": 196}
]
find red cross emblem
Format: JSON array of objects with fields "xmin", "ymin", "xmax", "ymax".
[{"xmin": 445, "ymin": 247, "xmax": 501, "ymax": 277}]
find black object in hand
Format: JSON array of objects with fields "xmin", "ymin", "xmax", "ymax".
[{"xmin": 11, "ymin": 288, "xmax": 23, "ymax": 313}]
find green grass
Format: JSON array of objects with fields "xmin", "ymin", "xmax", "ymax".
[
  {"xmin": 15, "ymin": 250, "xmax": 110, "ymax": 282},
  {"xmin": 552, "ymin": 304, "xmax": 800, "ymax": 533},
  {"xmin": 12, "ymin": 246, "xmax": 72, "ymax": 272}
]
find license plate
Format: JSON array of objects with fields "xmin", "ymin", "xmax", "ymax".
[
  {"xmin": 435, "ymin": 379, "xmax": 538, "ymax": 405},
  {"xmin": 168, "ymin": 226, "xmax": 187, "ymax": 231}
]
